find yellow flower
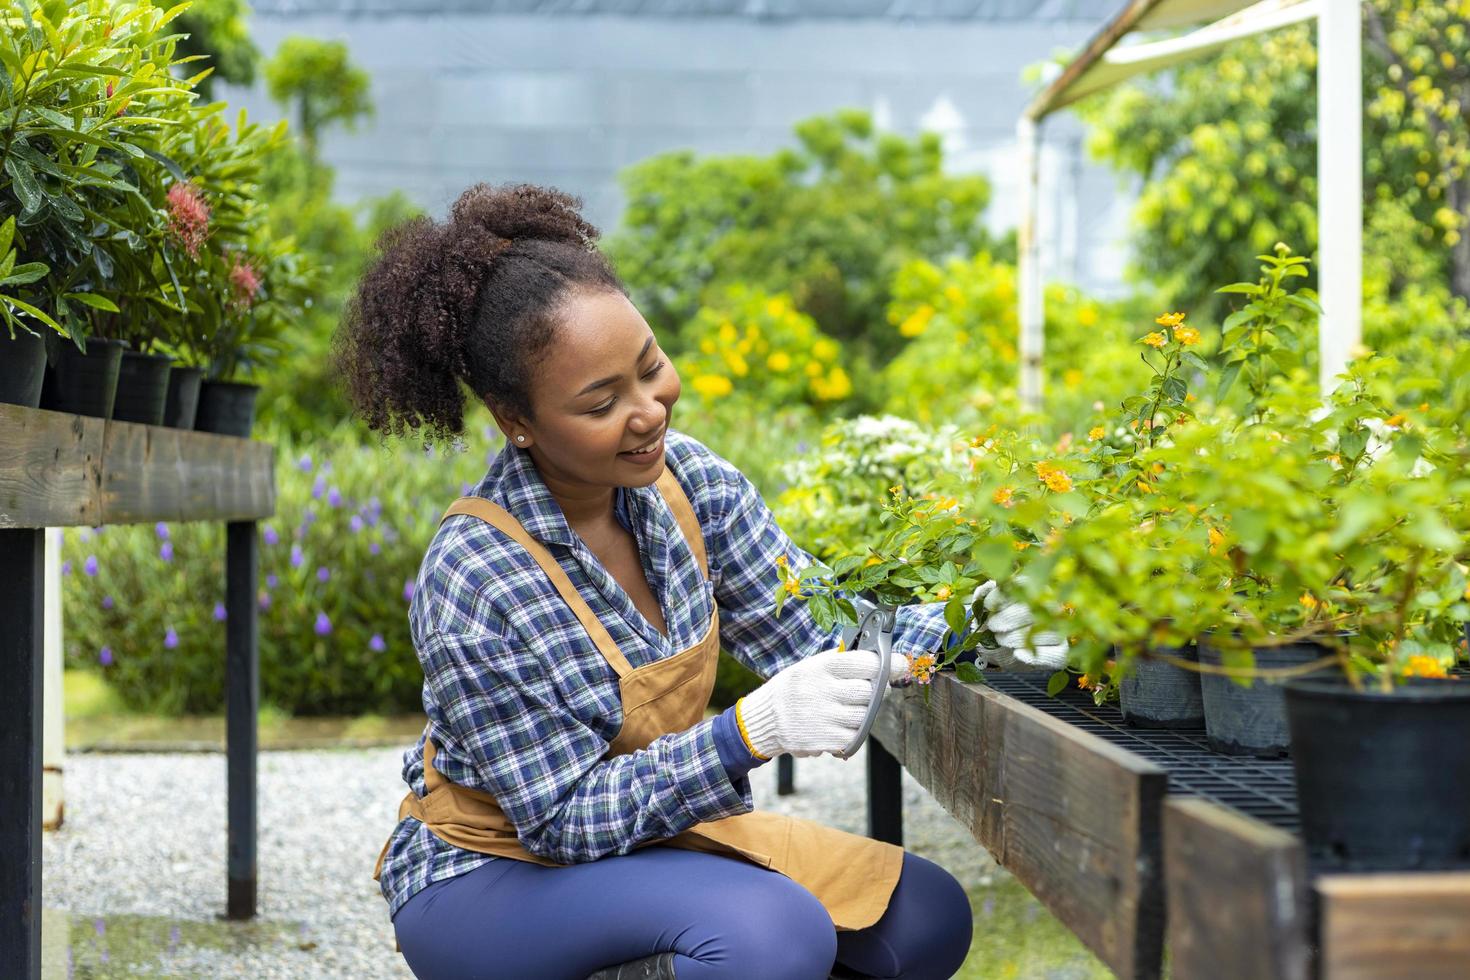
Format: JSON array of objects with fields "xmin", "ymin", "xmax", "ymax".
[
  {"xmin": 864, "ymin": 556, "xmax": 883, "ymax": 567},
  {"xmin": 1155, "ymin": 312, "xmax": 1186, "ymax": 328},
  {"xmin": 718, "ymin": 321, "xmax": 738, "ymax": 344},
  {"xmin": 1173, "ymin": 325, "xmax": 1201, "ymax": 346},
  {"xmin": 1208, "ymin": 527, "xmax": 1225, "ymax": 554},
  {"xmin": 766, "ymin": 351, "xmax": 792, "ymax": 372},
  {"xmin": 1384, "ymin": 413, "xmax": 1406, "ymax": 428},
  {"xmin": 909, "ymin": 653, "xmax": 938, "ymax": 685},
  {"xmin": 1299, "ymin": 592, "xmax": 1319, "ymax": 610},
  {"xmin": 935, "ymin": 585, "xmax": 953, "ymax": 601},
  {"xmin": 1061, "ymin": 602, "xmax": 1076, "ymax": 616},
  {"xmin": 1063, "ymin": 369, "xmax": 1084, "ymax": 389},
  {"xmin": 1035, "ymin": 461, "xmax": 1073, "ymax": 493},
  {"xmin": 1088, "ymin": 426, "xmax": 1105, "ymax": 441},
  {"xmin": 1142, "ymin": 331, "xmax": 1167, "ymax": 349},
  {"xmin": 943, "ymin": 284, "xmax": 964, "ymax": 305},
  {"xmin": 1136, "ymin": 480, "xmax": 1153, "ymax": 494},
  {"xmin": 899, "ymin": 304, "xmax": 935, "ymax": 338},
  {"xmin": 775, "ymin": 555, "xmax": 788, "ymax": 568},
  {"xmin": 783, "ymin": 579, "xmax": 802, "ymax": 597},
  {"xmin": 699, "ymin": 339, "xmax": 717, "ymax": 354},
  {"xmin": 804, "ymin": 361, "xmax": 823, "ymax": 378},
  {"xmin": 1013, "ymin": 540, "xmax": 1031, "ymax": 551},
  {"xmin": 992, "ymin": 486, "xmax": 1015, "ymax": 507},
  {"xmin": 765, "ymin": 297, "xmax": 788, "ymax": 317},
  {"xmin": 811, "ymin": 338, "xmax": 840, "ymax": 362},
  {"xmin": 1402, "ymin": 655, "xmax": 1448, "ymax": 679},
  {"xmin": 691, "ymin": 374, "xmax": 733, "ymax": 399},
  {"xmin": 1078, "ymin": 306, "xmax": 1099, "ymax": 327},
  {"xmin": 1078, "ymin": 674, "xmax": 1095, "ymax": 691},
  {"xmin": 723, "ymin": 352, "xmax": 749, "ymax": 377}
]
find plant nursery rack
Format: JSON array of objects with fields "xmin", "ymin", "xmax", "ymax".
[
  {"xmin": 864, "ymin": 669, "xmax": 1470, "ymax": 980},
  {"xmin": 0, "ymin": 403, "xmax": 274, "ymax": 980}
]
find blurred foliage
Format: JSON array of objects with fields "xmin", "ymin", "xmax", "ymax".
[
  {"xmin": 262, "ymin": 36, "xmax": 373, "ymax": 163},
  {"xmin": 1077, "ymin": 1, "xmax": 1470, "ymax": 315},
  {"xmin": 62, "ymin": 420, "xmax": 492, "ymax": 715},
  {"xmin": 156, "ymin": 0, "xmax": 259, "ymax": 98},
  {"xmin": 606, "ymin": 108, "xmax": 1010, "ymax": 365}
]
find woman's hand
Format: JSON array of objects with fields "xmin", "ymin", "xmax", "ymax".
[
  {"xmin": 972, "ymin": 581, "xmax": 1070, "ymax": 671},
  {"xmin": 737, "ymin": 648, "xmax": 910, "ymax": 759}
]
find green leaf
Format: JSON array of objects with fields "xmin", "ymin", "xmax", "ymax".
[
  {"xmin": 4, "ymin": 156, "xmax": 44, "ymax": 215},
  {"xmin": 0, "ymin": 262, "xmax": 48, "ymax": 287},
  {"xmin": 1046, "ymin": 670, "xmax": 1068, "ymax": 697},
  {"xmin": 1, "ymin": 295, "xmax": 64, "ymax": 335},
  {"xmin": 955, "ymin": 662, "xmax": 985, "ymax": 683},
  {"xmin": 1215, "ymin": 360, "xmax": 1243, "ymax": 401},
  {"xmin": 1162, "ymin": 376, "xmax": 1188, "ymax": 404},
  {"xmin": 0, "ymin": 215, "xmax": 14, "ymax": 256},
  {"xmin": 64, "ymin": 292, "xmax": 119, "ymax": 313},
  {"xmin": 1215, "ymin": 283, "xmax": 1259, "ymax": 295},
  {"xmin": 944, "ymin": 595, "xmax": 967, "ymax": 636}
]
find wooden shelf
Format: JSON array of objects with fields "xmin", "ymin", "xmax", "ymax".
[{"xmin": 0, "ymin": 403, "xmax": 274, "ymax": 529}]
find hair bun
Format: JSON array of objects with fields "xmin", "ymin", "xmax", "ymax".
[{"xmin": 448, "ymin": 183, "xmax": 599, "ymax": 251}]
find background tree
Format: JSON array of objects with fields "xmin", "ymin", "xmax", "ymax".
[
  {"xmin": 263, "ymin": 36, "xmax": 372, "ymax": 164},
  {"xmin": 161, "ymin": 0, "xmax": 260, "ymax": 98},
  {"xmin": 605, "ymin": 109, "xmax": 1010, "ymax": 365},
  {"xmin": 1077, "ymin": 1, "xmax": 1469, "ymax": 320}
]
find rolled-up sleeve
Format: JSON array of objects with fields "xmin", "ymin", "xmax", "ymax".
[
  {"xmin": 705, "ymin": 453, "xmax": 954, "ymax": 681},
  {"xmin": 420, "ymin": 615, "xmax": 751, "ymax": 865}
]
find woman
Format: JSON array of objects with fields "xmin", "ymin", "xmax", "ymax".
[{"xmin": 337, "ymin": 184, "xmax": 1053, "ymax": 980}]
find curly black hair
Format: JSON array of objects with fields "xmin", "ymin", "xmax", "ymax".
[{"xmin": 332, "ymin": 183, "xmax": 626, "ymax": 446}]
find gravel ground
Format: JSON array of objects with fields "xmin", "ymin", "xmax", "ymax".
[{"xmin": 42, "ymin": 742, "xmax": 1001, "ymax": 979}]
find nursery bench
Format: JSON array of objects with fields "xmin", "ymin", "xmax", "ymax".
[
  {"xmin": 0, "ymin": 402, "xmax": 274, "ymax": 980},
  {"xmin": 866, "ymin": 670, "xmax": 1470, "ymax": 980}
]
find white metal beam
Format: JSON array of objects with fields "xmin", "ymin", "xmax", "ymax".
[
  {"xmin": 1018, "ymin": 116, "xmax": 1044, "ymax": 414},
  {"xmin": 1316, "ymin": 0, "xmax": 1363, "ymax": 391}
]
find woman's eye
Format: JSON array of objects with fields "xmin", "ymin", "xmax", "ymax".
[{"xmin": 589, "ymin": 362, "xmax": 664, "ymax": 416}]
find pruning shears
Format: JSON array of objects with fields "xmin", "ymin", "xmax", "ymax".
[{"xmin": 833, "ymin": 595, "xmax": 900, "ymax": 760}]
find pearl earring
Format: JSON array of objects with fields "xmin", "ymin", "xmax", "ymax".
[{"xmin": 516, "ymin": 435, "xmax": 525, "ymax": 443}]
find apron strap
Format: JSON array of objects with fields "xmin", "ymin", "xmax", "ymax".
[
  {"xmin": 654, "ymin": 466, "xmax": 708, "ymax": 581},
  {"xmin": 441, "ymin": 497, "xmax": 635, "ymax": 677}
]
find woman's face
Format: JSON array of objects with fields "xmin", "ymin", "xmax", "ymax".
[{"xmin": 502, "ymin": 287, "xmax": 681, "ymax": 490}]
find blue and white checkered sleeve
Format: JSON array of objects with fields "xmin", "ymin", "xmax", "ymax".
[
  {"xmin": 419, "ymin": 619, "xmax": 752, "ymax": 865},
  {"xmin": 695, "ymin": 443, "xmax": 953, "ymax": 681}
]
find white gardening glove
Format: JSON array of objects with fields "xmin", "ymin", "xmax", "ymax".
[
  {"xmin": 971, "ymin": 581, "xmax": 1070, "ymax": 671},
  {"xmin": 737, "ymin": 648, "xmax": 911, "ymax": 759}
]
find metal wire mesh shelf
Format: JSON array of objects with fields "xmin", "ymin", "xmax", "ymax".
[{"xmin": 980, "ymin": 672, "xmax": 1302, "ymax": 833}]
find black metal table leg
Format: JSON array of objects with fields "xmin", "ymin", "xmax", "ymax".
[
  {"xmin": 0, "ymin": 529, "xmax": 44, "ymax": 979},
  {"xmin": 777, "ymin": 754, "xmax": 795, "ymax": 795},
  {"xmin": 866, "ymin": 736, "xmax": 902, "ymax": 846},
  {"xmin": 225, "ymin": 521, "xmax": 258, "ymax": 919}
]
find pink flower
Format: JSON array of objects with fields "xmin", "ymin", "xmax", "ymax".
[
  {"xmin": 166, "ymin": 182, "xmax": 210, "ymax": 259},
  {"xmin": 227, "ymin": 253, "xmax": 262, "ymax": 311}
]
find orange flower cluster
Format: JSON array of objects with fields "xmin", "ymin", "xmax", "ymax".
[
  {"xmin": 908, "ymin": 654, "xmax": 939, "ymax": 685},
  {"xmin": 1401, "ymin": 655, "xmax": 1449, "ymax": 679},
  {"xmin": 1034, "ymin": 461, "xmax": 1073, "ymax": 493}
]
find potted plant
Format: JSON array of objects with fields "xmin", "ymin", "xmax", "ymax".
[{"xmin": 0, "ymin": 215, "xmax": 53, "ymax": 407}]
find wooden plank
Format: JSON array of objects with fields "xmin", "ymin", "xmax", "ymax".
[
  {"xmin": 0, "ymin": 404, "xmax": 274, "ymax": 528},
  {"xmin": 1317, "ymin": 873, "xmax": 1470, "ymax": 980},
  {"xmin": 878, "ymin": 675, "xmax": 1168, "ymax": 980},
  {"xmin": 1164, "ymin": 797, "xmax": 1310, "ymax": 980},
  {"xmin": 0, "ymin": 404, "xmax": 104, "ymax": 529}
]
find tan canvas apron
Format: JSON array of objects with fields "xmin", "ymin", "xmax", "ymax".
[{"xmin": 374, "ymin": 466, "xmax": 902, "ymax": 931}]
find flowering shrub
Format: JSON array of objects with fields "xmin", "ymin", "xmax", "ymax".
[
  {"xmin": 62, "ymin": 422, "xmax": 489, "ymax": 715},
  {"xmin": 675, "ymin": 286, "xmax": 853, "ymax": 410},
  {"xmin": 878, "ymin": 252, "xmax": 1140, "ymax": 435}
]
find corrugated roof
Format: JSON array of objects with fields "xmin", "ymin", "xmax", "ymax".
[{"xmin": 246, "ymin": 0, "xmax": 1118, "ymax": 20}]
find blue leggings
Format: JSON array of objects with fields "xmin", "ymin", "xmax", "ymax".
[{"xmin": 393, "ymin": 847, "xmax": 973, "ymax": 979}]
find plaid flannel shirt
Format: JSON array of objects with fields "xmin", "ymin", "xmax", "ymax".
[{"xmin": 377, "ymin": 428, "xmax": 952, "ymax": 918}]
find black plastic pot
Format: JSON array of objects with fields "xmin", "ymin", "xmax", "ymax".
[
  {"xmin": 39, "ymin": 336, "xmax": 128, "ymax": 419},
  {"xmin": 0, "ymin": 328, "xmax": 48, "ymax": 408},
  {"xmin": 1285, "ymin": 675, "xmax": 1470, "ymax": 871},
  {"xmin": 194, "ymin": 379, "xmax": 258, "ymax": 437},
  {"xmin": 111, "ymin": 350, "xmax": 173, "ymax": 426},
  {"xmin": 1197, "ymin": 639, "xmax": 1334, "ymax": 757},
  {"xmin": 1119, "ymin": 643, "xmax": 1205, "ymax": 729},
  {"xmin": 163, "ymin": 366, "xmax": 203, "ymax": 429}
]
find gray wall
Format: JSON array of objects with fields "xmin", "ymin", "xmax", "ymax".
[{"xmin": 221, "ymin": 4, "xmax": 1139, "ymax": 296}]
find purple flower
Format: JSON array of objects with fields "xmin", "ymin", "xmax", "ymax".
[
  {"xmin": 304, "ymin": 508, "xmax": 318, "ymax": 525},
  {"xmin": 101, "ymin": 595, "xmax": 114, "ymax": 610},
  {"xmin": 84, "ymin": 555, "xmax": 98, "ymax": 577},
  {"xmin": 402, "ymin": 579, "xmax": 415, "ymax": 603},
  {"xmin": 213, "ymin": 602, "xmax": 227, "ymax": 622},
  {"xmin": 461, "ymin": 481, "xmax": 472, "ymax": 495},
  {"xmin": 263, "ymin": 525, "xmax": 280, "ymax": 546},
  {"xmin": 314, "ymin": 611, "xmax": 332, "ymax": 636},
  {"xmin": 164, "ymin": 627, "xmax": 179, "ymax": 650},
  {"xmin": 61, "ymin": 560, "xmax": 72, "ymax": 576},
  {"xmin": 312, "ymin": 474, "xmax": 327, "ymax": 500},
  {"xmin": 160, "ymin": 541, "xmax": 174, "ymax": 562},
  {"xmin": 327, "ymin": 487, "xmax": 342, "ymax": 508},
  {"xmin": 316, "ymin": 565, "xmax": 330, "ymax": 583},
  {"xmin": 94, "ymin": 918, "xmax": 105, "ymax": 937},
  {"xmin": 99, "ymin": 646, "xmax": 113, "ymax": 667},
  {"xmin": 258, "ymin": 590, "xmax": 271, "ymax": 611},
  {"xmin": 796, "ymin": 440, "xmax": 810, "ymax": 454},
  {"xmin": 297, "ymin": 453, "xmax": 313, "ymax": 473},
  {"xmin": 290, "ymin": 544, "xmax": 304, "ymax": 569},
  {"xmin": 155, "ymin": 522, "xmax": 170, "ymax": 540},
  {"xmin": 266, "ymin": 573, "xmax": 279, "ymax": 589},
  {"xmin": 368, "ymin": 541, "xmax": 380, "ymax": 556},
  {"xmin": 369, "ymin": 633, "xmax": 387, "ymax": 653},
  {"xmin": 349, "ymin": 515, "xmax": 364, "ymax": 534}
]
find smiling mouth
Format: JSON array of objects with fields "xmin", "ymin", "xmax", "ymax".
[{"xmin": 621, "ymin": 430, "xmax": 665, "ymax": 455}]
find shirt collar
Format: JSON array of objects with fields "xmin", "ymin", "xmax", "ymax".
[{"xmin": 477, "ymin": 439, "xmax": 657, "ymax": 549}]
